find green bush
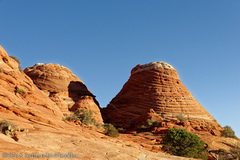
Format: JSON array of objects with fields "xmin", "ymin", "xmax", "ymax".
[
  {"xmin": 221, "ymin": 126, "xmax": 237, "ymax": 138},
  {"xmin": 65, "ymin": 109, "xmax": 96, "ymax": 126},
  {"xmin": 103, "ymin": 123, "xmax": 119, "ymax": 137},
  {"xmin": 15, "ymin": 88, "xmax": 26, "ymax": 94},
  {"xmin": 162, "ymin": 128, "xmax": 207, "ymax": 159},
  {"xmin": 0, "ymin": 119, "xmax": 16, "ymax": 136}
]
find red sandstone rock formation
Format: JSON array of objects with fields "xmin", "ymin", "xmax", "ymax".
[
  {"xmin": 103, "ymin": 62, "xmax": 222, "ymax": 135},
  {"xmin": 24, "ymin": 63, "xmax": 103, "ymax": 124},
  {"xmin": 0, "ymin": 46, "xmax": 63, "ymax": 125}
]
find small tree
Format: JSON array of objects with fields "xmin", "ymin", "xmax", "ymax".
[
  {"xmin": 103, "ymin": 123, "xmax": 119, "ymax": 137},
  {"xmin": 162, "ymin": 128, "xmax": 207, "ymax": 159},
  {"xmin": 221, "ymin": 125, "xmax": 237, "ymax": 138}
]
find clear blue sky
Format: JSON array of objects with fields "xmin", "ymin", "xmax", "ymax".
[{"xmin": 0, "ymin": 0, "xmax": 239, "ymax": 137}]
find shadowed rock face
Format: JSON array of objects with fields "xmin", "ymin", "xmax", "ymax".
[
  {"xmin": 24, "ymin": 63, "xmax": 103, "ymax": 124},
  {"xmin": 103, "ymin": 62, "xmax": 222, "ymax": 134}
]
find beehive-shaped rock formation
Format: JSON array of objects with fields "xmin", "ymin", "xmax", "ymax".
[
  {"xmin": 103, "ymin": 62, "xmax": 222, "ymax": 134},
  {"xmin": 24, "ymin": 63, "xmax": 103, "ymax": 124}
]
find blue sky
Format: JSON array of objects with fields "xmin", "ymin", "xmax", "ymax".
[{"xmin": 0, "ymin": 0, "xmax": 239, "ymax": 137}]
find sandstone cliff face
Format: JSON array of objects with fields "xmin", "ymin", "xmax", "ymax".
[
  {"xmin": 24, "ymin": 63, "xmax": 103, "ymax": 124},
  {"xmin": 0, "ymin": 46, "xmax": 63, "ymax": 125},
  {"xmin": 103, "ymin": 62, "xmax": 222, "ymax": 135}
]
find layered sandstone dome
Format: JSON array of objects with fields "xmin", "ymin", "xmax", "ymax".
[
  {"xmin": 103, "ymin": 61, "xmax": 222, "ymax": 134},
  {"xmin": 0, "ymin": 46, "xmax": 63, "ymax": 125},
  {"xmin": 24, "ymin": 63, "xmax": 103, "ymax": 124}
]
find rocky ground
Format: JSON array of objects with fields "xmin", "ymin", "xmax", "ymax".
[{"xmin": 0, "ymin": 114, "xmax": 195, "ymax": 160}]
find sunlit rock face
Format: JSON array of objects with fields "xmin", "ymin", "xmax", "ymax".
[
  {"xmin": 0, "ymin": 46, "xmax": 63, "ymax": 125},
  {"xmin": 24, "ymin": 63, "xmax": 103, "ymax": 124},
  {"xmin": 103, "ymin": 61, "xmax": 222, "ymax": 134}
]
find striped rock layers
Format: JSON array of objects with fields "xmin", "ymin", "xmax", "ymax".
[
  {"xmin": 24, "ymin": 63, "xmax": 103, "ymax": 124},
  {"xmin": 103, "ymin": 62, "xmax": 222, "ymax": 134}
]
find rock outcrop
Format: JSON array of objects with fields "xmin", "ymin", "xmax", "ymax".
[
  {"xmin": 1, "ymin": 46, "xmax": 238, "ymax": 159},
  {"xmin": 24, "ymin": 63, "xmax": 103, "ymax": 124},
  {"xmin": 0, "ymin": 46, "xmax": 63, "ymax": 125},
  {"xmin": 103, "ymin": 61, "xmax": 222, "ymax": 135}
]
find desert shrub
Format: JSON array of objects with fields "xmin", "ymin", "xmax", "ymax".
[
  {"xmin": 230, "ymin": 145, "xmax": 240, "ymax": 159},
  {"xmin": 64, "ymin": 114, "xmax": 79, "ymax": 121},
  {"xmin": 117, "ymin": 127, "xmax": 125, "ymax": 132},
  {"xmin": 147, "ymin": 119, "xmax": 161, "ymax": 127},
  {"xmin": 176, "ymin": 113, "xmax": 187, "ymax": 122},
  {"xmin": 162, "ymin": 128, "xmax": 207, "ymax": 159},
  {"xmin": 0, "ymin": 119, "xmax": 16, "ymax": 136},
  {"xmin": 133, "ymin": 132, "xmax": 138, "ymax": 136},
  {"xmin": 10, "ymin": 56, "xmax": 20, "ymax": 65},
  {"xmin": 103, "ymin": 123, "xmax": 119, "ymax": 137},
  {"xmin": 215, "ymin": 149, "xmax": 230, "ymax": 160},
  {"xmin": 75, "ymin": 109, "xmax": 96, "ymax": 125},
  {"xmin": 221, "ymin": 125, "xmax": 237, "ymax": 138},
  {"xmin": 15, "ymin": 88, "xmax": 26, "ymax": 94},
  {"xmin": 65, "ymin": 109, "xmax": 96, "ymax": 126},
  {"xmin": 144, "ymin": 132, "xmax": 154, "ymax": 135},
  {"xmin": 138, "ymin": 119, "xmax": 161, "ymax": 131},
  {"xmin": 10, "ymin": 56, "xmax": 22, "ymax": 70},
  {"xmin": 140, "ymin": 119, "xmax": 161, "ymax": 129},
  {"xmin": 215, "ymin": 146, "xmax": 240, "ymax": 160}
]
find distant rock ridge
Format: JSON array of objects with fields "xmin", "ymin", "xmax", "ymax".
[
  {"xmin": 24, "ymin": 63, "xmax": 103, "ymax": 124},
  {"xmin": 103, "ymin": 61, "xmax": 222, "ymax": 135}
]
